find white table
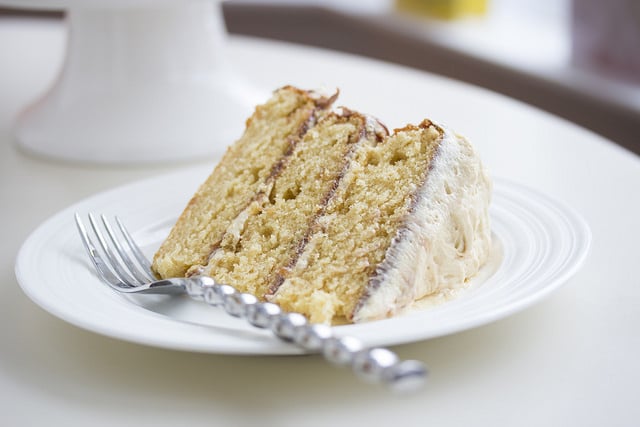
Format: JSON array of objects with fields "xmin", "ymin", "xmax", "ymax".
[{"xmin": 1, "ymin": 17, "xmax": 639, "ymax": 426}]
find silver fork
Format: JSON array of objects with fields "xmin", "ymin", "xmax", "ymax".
[{"xmin": 74, "ymin": 213, "xmax": 427, "ymax": 392}]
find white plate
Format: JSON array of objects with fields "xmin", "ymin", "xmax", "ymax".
[{"xmin": 15, "ymin": 166, "xmax": 591, "ymax": 355}]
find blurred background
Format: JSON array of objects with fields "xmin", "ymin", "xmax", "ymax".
[{"xmin": 2, "ymin": 0, "xmax": 638, "ymax": 154}]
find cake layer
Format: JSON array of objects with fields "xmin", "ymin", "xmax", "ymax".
[
  {"xmin": 152, "ymin": 86, "xmax": 336, "ymax": 278},
  {"xmin": 198, "ymin": 110, "xmax": 374, "ymax": 299}
]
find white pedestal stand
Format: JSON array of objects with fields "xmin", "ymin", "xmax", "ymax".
[{"xmin": 9, "ymin": 0, "xmax": 259, "ymax": 164}]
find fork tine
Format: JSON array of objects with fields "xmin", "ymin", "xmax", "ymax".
[
  {"xmin": 74, "ymin": 213, "xmax": 131, "ymax": 289},
  {"xmin": 100, "ymin": 215, "xmax": 154, "ymax": 284},
  {"xmin": 87, "ymin": 213, "xmax": 139, "ymax": 287},
  {"xmin": 115, "ymin": 215, "xmax": 157, "ymax": 281}
]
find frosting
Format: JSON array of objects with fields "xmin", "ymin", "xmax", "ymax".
[{"xmin": 353, "ymin": 125, "xmax": 492, "ymax": 322}]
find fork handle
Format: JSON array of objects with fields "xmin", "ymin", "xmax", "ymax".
[{"xmin": 183, "ymin": 276, "xmax": 427, "ymax": 392}]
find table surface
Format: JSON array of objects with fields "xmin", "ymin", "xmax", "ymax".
[{"xmin": 1, "ymin": 17, "xmax": 639, "ymax": 426}]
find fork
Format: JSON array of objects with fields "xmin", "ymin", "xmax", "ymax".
[{"xmin": 74, "ymin": 213, "xmax": 427, "ymax": 392}]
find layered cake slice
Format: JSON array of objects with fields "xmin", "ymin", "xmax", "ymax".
[{"xmin": 152, "ymin": 86, "xmax": 492, "ymax": 324}]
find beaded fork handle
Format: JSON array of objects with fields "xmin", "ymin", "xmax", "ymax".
[
  {"xmin": 185, "ymin": 276, "xmax": 427, "ymax": 392},
  {"xmin": 76, "ymin": 212, "xmax": 427, "ymax": 392}
]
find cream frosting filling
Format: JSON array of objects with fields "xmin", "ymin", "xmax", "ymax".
[{"xmin": 352, "ymin": 125, "xmax": 492, "ymax": 322}]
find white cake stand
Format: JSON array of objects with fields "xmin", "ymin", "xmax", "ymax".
[{"xmin": 4, "ymin": 0, "xmax": 260, "ymax": 164}]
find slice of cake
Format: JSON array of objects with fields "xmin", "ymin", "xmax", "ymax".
[{"xmin": 152, "ymin": 86, "xmax": 492, "ymax": 324}]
